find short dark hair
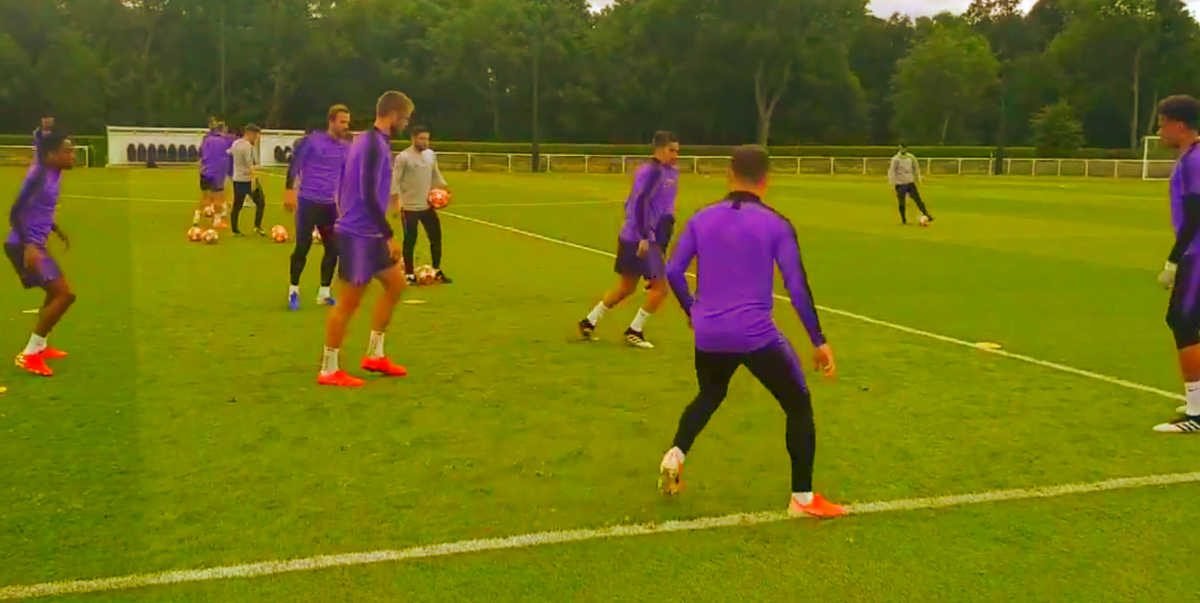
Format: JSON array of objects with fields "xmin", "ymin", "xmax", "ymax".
[
  {"xmin": 1159, "ymin": 95, "xmax": 1200, "ymax": 130},
  {"xmin": 243, "ymin": 123, "xmax": 262, "ymax": 133},
  {"xmin": 39, "ymin": 130, "xmax": 69, "ymax": 159},
  {"xmin": 730, "ymin": 145, "xmax": 770, "ymax": 183},
  {"xmin": 411, "ymin": 125, "xmax": 431, "ymax": 137},
  {"xmin": 652, "ymin": 130, "xmax": 678, "ymax": 148}
]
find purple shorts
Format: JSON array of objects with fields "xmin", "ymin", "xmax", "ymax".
[
  {"xmin": 613, "ymin": 238, "xmax": 665, "ymax": 280},
  {"xmin": 1168, "ymin": 256, "xmax": 1200, "ymax": 346},
  {"xmin": 5, "ymin": 243, "xmax": 61, "ymax": 289},
  {"xmin": 337, "ymin": 234, "xmax": 396, "ymax": 286}
]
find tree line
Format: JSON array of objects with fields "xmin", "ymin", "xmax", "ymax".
[{"xmin": 1, "ymin": 0, "xmax": 1197, "ymax": 151}]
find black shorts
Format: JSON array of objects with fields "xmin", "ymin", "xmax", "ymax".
[
  {"xmin": 296, "ymin": 200, "xmax": 338, "ymax": 240},
  {"xmin": 233, "ymin": 180, "xmax": 253, "ymax": 201},
  {"xmin": 1167, "ymin": 256, "xmax": 1200, "ymax": 347},
  {"xmin": 200, "ymin": 175, "xmax": 224, "ymax": 192}
]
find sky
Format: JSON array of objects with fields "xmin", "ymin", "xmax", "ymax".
[{"xmin": 586, "ymin": 0, "xmax": 1200, "ymax": 18}]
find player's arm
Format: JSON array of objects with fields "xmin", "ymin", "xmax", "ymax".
[
  {"xmin": 912, "ymin": 155, "xmax": 923, "ymax": 183},
  {"xmin": 774, "ymin": 225, "xmax": 835, "ymax": 376},
  {"xmin": 389, "ymin": 152, "xmax": 405, "ymax": 215},
  {"xmin": 888, "ymin": 157, "xmax": 898, "ymax": 186},
  {"xmin": 1163, "ymin": 193, "xmax": 1200, "ymax": 287},
  {"xmin": 284, "ymin": 137, "xmax": 305, "ymax": 211},
  {"xmin": 431, "ymin": 153, "xmax": 448, "ymax": 190},
  {"xmin": 665, "ymin": 221, "xmax": 697, "ymax": 318},
  {"xmin": 9, "ymin": 174, "xmax": 44, "ymax": 268},
  {"xmin": 363, "ymin": 136, "xmax": 394, "ymax": 240},
  {"xmin": 630, "ymin": 166, "xmax": 662, "ymax": 255},
  {"xmin": 51, "ymin": 223, "xmax": 69, "ymax": 250}
]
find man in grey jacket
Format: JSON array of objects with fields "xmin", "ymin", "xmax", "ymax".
[
  {"xmin": 391, "ymin": 125, "xmax": 451, "ymax": 284},
  {"xmin": 229, "ymin": 124, "xmax": 265, "ymax": 236},
  {"xmin": 888, "ymin": 144, "xmax": 933, "ymax": 225}
]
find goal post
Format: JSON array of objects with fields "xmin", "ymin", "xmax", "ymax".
[
  {"xmin": 0, "ymin": 145, "xmax": 91, "ymax": 168},
  {"xmin": 1142, "ymin": 136, "xmax": 1176, "ymax": 181}
]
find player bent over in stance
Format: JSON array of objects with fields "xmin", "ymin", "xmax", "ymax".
[
  {"xmin": 7, "ymin": 132, "xmax": 78, "ymax": 377},
  {"xmin": 578, "ymin": 131, "xmax": 680, "ymax": 349},
  {"xmin": 658, "ymin": 145, "xmax": 845, "ymax": 518},
  {"xmin": 317, "ymin": 91, "xmax": 414, "ymax": 387}
]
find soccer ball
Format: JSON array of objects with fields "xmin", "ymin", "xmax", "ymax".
[
  {"xmin": 203, "ymin": 205, "xmax": 215, "ymax": 218},
  {"xmin": 270, "ymin": 225, "xmax": 289, "ymax": 243},
  {"xmin": 918, "ymin": 215, "xmax": 930, "ymax": 227},
  {"xmin": 186, "ymin": 227, "xmax": 204, "ymax": 242},
  {"xmin": 202, "ymin": 229, "xmax": 219, "ymax": 244},
  {"xmin": 428, "ymin": 188, "xmax": 451, "ymax": 209},
  {"xmin": 312, "ymin": 227, "xmax": 323, "ymax": 244},
  {"xmin": 414, "ymin": 264, "xmax": 438, "ymax": 285}
]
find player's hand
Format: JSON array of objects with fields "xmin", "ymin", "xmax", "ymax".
[
  {"xmin": 22, "ymin": 245, "xmax": 43, "ymax": 271},
  {"xmin": 637, "ymin": 239, "xmax": 650, "ymax": 258},
  {"xmin": 283, "ymin": 189, "xmax": 298, "ymax": 213},
  {"xmin": 1160, "ymin": 261, "xmax": 1178, "ymax": 290},
  {"xmin": 52, "ymin": 226, "xmax": 69, "ymax": 250},
  {"xmin": 813, "ymin": 344, "xmax": 836, "ymax": 379},
  {"xmin": 387, "ymin": 238, "xmax": 402, "ymax": 262}
]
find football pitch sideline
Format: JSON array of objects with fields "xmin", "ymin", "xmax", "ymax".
[{"xmin": 2, "ymin": 167, "xmax": 1199, "ymax": 600}]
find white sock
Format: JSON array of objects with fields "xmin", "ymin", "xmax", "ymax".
[
  {"xmin": 192, "ymin": 210, "xmax": 201, "ymax": 224},
  {"xmin": 586, "ymin": 302, "xmax": 609, "ymax": 325},
  {"xmin": 23, "ymin": 334, "xmax": 47, "ymax": 356},
  {"xmin": 367, "ymin": 331, "xmax": 385, "ymax": 358},
  {"xmin": 289, "ymin": 285, "xmax": 300, "ymax": 296},
  {"xmin": 630, "ymin": 308, "xmax": 652, "ymax": 332},
  {"xmin": 792, "ymin": 492, "xmax": 814, "ymax": 505},
  {"xmin": 320, "ymin": 346, "xmax": 340, "ymax": 376},
  {"xmin": 318, "ymin": 286, "xmax": 332, "ymax": 300},
  {"xmin": 1186, "ymin": 381, "xmax": 1200, "ymax": 416}
]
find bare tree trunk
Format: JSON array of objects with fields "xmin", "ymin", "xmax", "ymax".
[
  {"xmin": 1131, "ymin": 46, "xmax": 1142, "ymax": 150},
  {"xmin": 940, "ymin": 114, "xmax": 951, "ymax": 144},
  {"xmin": 753, "ymin": 60, "xmax": 792, "ymax": 147}
]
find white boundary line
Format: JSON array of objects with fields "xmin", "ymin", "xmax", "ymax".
[
  {"xmin": 443, "ymin": 211, "xmax": 1184, "ymax": 402},
  {"xmin": 4, "ymin": 471, "xmax": 1199, "ymax": 600},
  {"xmin": 62, "ymin": 194, "xmax": 619, "ymax": 209}
]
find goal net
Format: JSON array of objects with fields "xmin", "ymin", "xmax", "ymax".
[
  {"xmin": 0, "ymin": 145, "xmax": 91, "ymax": 167},
  {"xmin": 1142, "ymin": 136, "xmax": 1176, "ymax": 180}
]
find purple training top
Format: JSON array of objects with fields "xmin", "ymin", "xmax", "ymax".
[
  {"xmin": 618, "ymin": 159, "xmax": 678, "ymax": 244},
  {"xmin": 7, "ymin": 163, "xmax": 62, "ymax": 247},
  {"xmin": 199, "ymin": 129, "xmax": 234, "ymax": 180},
  {"xmin": 335, "ymin": 127, "xmax": 393, "ymax": 239},
  {"xmin": 288, "ymin": 131, "xmax": 349, "ymax": 204},
  {"xmin": 666, "ymin": 191, "xmax": 826, "ymax": 354},
  {"xmin": 1171, "ymin": 143, "xmax": 1200, "ymax": 258}
]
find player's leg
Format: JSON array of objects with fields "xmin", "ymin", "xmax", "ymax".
[
  {"xmin": 743, "ymin": 340, "xmax": 844, "ymax": 517},
  {"xmin": 579, "ymin": 240, "xmax": 643, "ymax": 338},
  {"xmin": 659, "ymin": 349, "xmax": 742, "ymax": 495},
  {"xmin": 251, "ymin": 184, "xmax": 267, "ymax": 234},
  {"xmin": 1158, "ymin": 259, "xmax": 1200, "ymax": 431},
  {"xmin": 360, "ymin": 262, "xmax": 408, "ymax": 377},
  {"xmin": 401, "ymin": 210, "xmax": 421, "ymax": 284},
  {"xmin": 315, "ymin": 205, "xmax": 338, "ymax": 305},
  {"xmin": 288, "ymin": 201, "xmax": 316, "ymax": 310},
  {"xmin": 230, "ymin": 182, "xmax": 250, "ymax": 235},
  {"xmin": 625, "ymin": 245, "xmax": 668, "ymax": 349},
  {"xmin": 422, "ymin": 209, "xmax": 451, "ymax": 283},
  {"xmin": 910, "ymin": 184, "xmax": 933, "ymax": 221},
  {"xmin": 16, "ymin": 275, "xmax": 76, "ymax": 377},
  {"xmin": 320, "ymin": 279, "xmax": 367, "ymax": 386},
  {"xmin": 895, "ymin": 185, "xmax": 908, "ymax": 224},
  {"xmin": 195, "ymin": 176, "xmax": 211, "ymax": 225}
]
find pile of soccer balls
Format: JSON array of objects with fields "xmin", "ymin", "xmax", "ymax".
[
  {"xmin": 187, "ymin": 227, "xmax": 219, "ymax": 244},
  {"xmin": 270, "ymin": 225, "xmax": 289, "ymax": 243}
]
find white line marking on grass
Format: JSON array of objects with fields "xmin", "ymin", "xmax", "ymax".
[
  {"xmin": 443, "ymin": 211, "xmax": 1184, "ymax": 402},
  {"xmin": 3, "ymin": 471, "xmax": 1198, "ymax": 600},
  {"xmin": 62, "ymin": 194, "xmax": 618, "ymax": 210}
]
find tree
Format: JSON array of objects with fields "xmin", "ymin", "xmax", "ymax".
[
  {"xmin": 851, "ymin": 14, "xmax": 914, "ymax": 143},
  {"xmin": 891, "ymin": 23, "xmax": 1000, "ymax": 144},
  {"xmin": 1030, "ymin": 101, "xmax": 1084, "ymax": 155}
]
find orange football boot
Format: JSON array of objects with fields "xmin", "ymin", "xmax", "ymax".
[
  {"xmin": 317, "ymin": 370, "xmax": 365, "ymax": 387},
  {"xmin": 15, "ymin": 353, "xmax": 53, "ymax": 377},
  {"xmin": 40, "ymin": 347, "xmax": 68, "ymax": 360},
  {"xmin": 788, "ymin": 494, "xmax": 847, "ymax": 519},
  {"xmin": 361, "ymin": 357, "xmax": 408, "ymax": 377}
]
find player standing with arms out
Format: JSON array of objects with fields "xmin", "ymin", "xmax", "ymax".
[
  {"xmin": 1154, "ymin": 95, "xmax": 1200, "ymax": 433},
  {"xmin": 229, "ymin": 124, "xmax": 265, "ymax": 237},
  {"xmin": 888, "ymin": 144, "xmax": 933, "ymax": 225},
  {"xmin": 578, "ymin": 131, "xmax": 680, "ymax": 349},
  {"xmin": 658, "ymin": 145, "xmax": 844, "ymax": 518},
  {"xmin": 195, "ymin": 121, "xmax": 235, "ymax": 228},
  {"xmin": 6, "ymin": 132, "xmax": 77, "ymax": 377},
  {"xmin": 317, "ymin": 91, "xmax": 413, "ymax": 387},
  {"xmin": 285, "ymin": 105, "xmax": 352, "ymax": 310},
  {"xmin": 391, "ymin": 125, "xmax": 452, "ymax": 285},
  {"xmin": 32, "ymin": 114, "xmax": 54, "ymax": 163}
]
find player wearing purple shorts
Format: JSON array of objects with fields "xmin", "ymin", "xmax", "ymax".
[
  {"xmin": 578, "ymin": 131, "xmax": 680, "ymax": 349},
  {"xmin": 317, "ymin": 91, "xmax": 414, "ymax": 387},
  {"xmin": 6, "ymin": 131, "xmax": 77, "ymax": 377}
]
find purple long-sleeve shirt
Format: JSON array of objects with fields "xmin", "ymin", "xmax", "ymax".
[
  {"xmin": 287, "ymin": 131, "xmax": 348, "ymax": 203},
  {"xmin": 335, "ymin": 127, "xmax": 393, "ymax": 238},
  {"xmin": 199, "ymin": 129, "xmax": 234, "ymax": 180},
  {"xmin": 667, "ymin": 191, "xmax": 826, "ymax": 354},
  {"xmin": 1169, "ymin": 143, "xmax": 1200, "ymax": 260},
  {"xmin": 618, "ymin": 159, "xmax": 678, "ymax": 244},
  {"xmin": 6, "ymin": 163, "xmax": 61, "ymax": 247}
]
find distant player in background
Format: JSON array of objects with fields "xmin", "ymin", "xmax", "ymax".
[
  {"xmin": 889, "ymin": 144, "xmax": 933, "ymax": 225},
  {"xmin": 578, "ymin": 130, "xmax": 680, "ymax": 349},
  {"xmin": 285, "ymin": 104, "xmax": 351, "ymax": 310},
  {"xmin": 1154, "ymin": 94, "xmax": 1200, "ymax": 434},
  {"xmin": 318, "ymin": 91, "xmax": 414, "ymax": 387},
  {"xmin": 659, "ymin": 145, "xmax": 843, "ymax": 518},
  {"xmin": 195, "ymin": 121, "xmax": 235, "ymax": 228},
  {"xmin": 6, "ymin": 131, "xmax": 78, "ymax": 377},
  {"xmin": 229, "ymin": 124, "xmax": 265, "ymax": 236},
  {"xmin": 32, "ymin": 114, "xmax": 54, "ymax": 163},
  {"xmin": 391, "ymin": 125, "xmax": 452, "ymax": 285}
]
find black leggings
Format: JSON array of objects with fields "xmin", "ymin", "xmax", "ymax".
[
  {"xmin": 402, "ymin": 209, "xmax": 443, "ymax": 275},
  {"xmin": 231, "ymin": 181, "xmax": 265, "ymax": 232},
  {"xmin": 290, "ymin": 201, "xmax": 338, "ymax": 287},
  {"xmin": 895, "ymin": 183, "xmax": 930, "ymax": 222},
  {"xmin": 672, "ymin": 341, "xmax": 817, "ymax": 492}
]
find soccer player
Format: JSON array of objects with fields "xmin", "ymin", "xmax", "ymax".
[
  {"xmin": 888, "ymin": 144, "xmax": 933, "ymax": 225},
  {"xmin": 285, "ymin": 105, "xmax": 352, "ymax": 310},
  {"xmin": 6, "ymin": 131, "xmax": 77, "ymax": 377},
  {"xmin": 32, "ymin": 114, "xmax": 54, "ymax": 163},
  {"xmin": 229, "ymin": 124, "xmax": 265, "ymax": 237},
  {"xmin": 1154, "ymin": 94, "xmax": 1200, "ymax": 433},
  {"xmin": 578, "ymin": 130, "xmax": 680, "ymax": 349},
  {"xmin": 195, "ymin": 120, "xmax": 235, "ymax": 228},
  {"xmin": 391, "ymin": 125, "xmax": 452, "ymax": 285},
  {"xmin": 317, "ymin": 91, "xmax": 414, "ymax": 387},
  {"xmin": 657, "ymin": 145, "xmax": 844, "ymax": 518}
]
